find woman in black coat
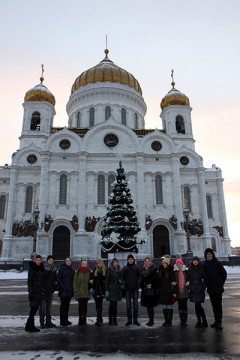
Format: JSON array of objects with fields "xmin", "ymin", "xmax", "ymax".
[
  {"xmin": 186, "ymin": 256, "xmax": 208, "ymax": 328},
  {"xmin": 105, "ymin": 258, "xmax": 122, "ymax": 325},
  {"xmin": 57, "ymin": 257, "xmax": 75, "ymax": 326},
  {"xmin": 140, "ymin": 257, "xmax": 158, "ymax": 326},
  {"xmin": 157, "ymin": 257, "xmax": 175, "ymax": 327},
  {"xmin": 25, "ymin": 255, "xmax": 45, "ymax": 332},
  {"xmin": 90, "ymin": 258, "xmax": 106, "ymax": 326}
]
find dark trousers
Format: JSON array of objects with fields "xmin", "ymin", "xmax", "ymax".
[
  {"xmin": 60, "ymin": 296, "xmax": 71, "ymax": 324},
  {"xmin": 78, "ymin": 298, "xmax": 88, "ymax": 319},
  {"xmin": 125, "ymin": 289, "xmax": 138, "ymax": 321},
  {"xmin": 209, "ymin": 292, "xmax": 223, "ymax": 324},
  {"xmin": 39, "ymin": 293, "xmax": 53, "ymax": 325}
]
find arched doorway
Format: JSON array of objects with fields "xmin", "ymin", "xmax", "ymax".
[
  {"xmin": 153, "ymin": 225, "xmax": 170, "ymax": 258},
  {"xmin": 52, "ymin": 226, "xmax": 70, "ymax": 260}
]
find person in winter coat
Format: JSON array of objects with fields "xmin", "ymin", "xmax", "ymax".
[
  {"xmin": 186, "ymin": 256, "xmax": 208, "ymax": 328},
  {"xmin": 140, "ymin": 257, "xmax": 158, "ymax": 326},
  {"xmin": 173, "ymin": 258, "xmax": 189, "ymax": 326},
  {"xmin": 120, "ymin": 254, "xmax": 141, "ymax": 326},
  {"xmin": 25, "ymin": 254, "xmax": 45, "ymax": 332},
  {"xmin": 157, "ymin": 256, "xmax": 176, "ymax": 327},
  {"xmin": 39, "ymin": 255, "xmax": 58, "ymax": 328},
  {"xmin": 57, "ymin": 257, "xmax": 75, "ymax": 326},
  {"xmin": 90, "ymin": 258, "xmax": 106, "ymax": 326},
  {"xmin": 105, "ymin": 258, "xmax": 122, "ymax": 326},
  {"xmin": 73, "ymin": 259, "xmax": 91, "ymax": 326},
  {"xmin": 203, "ymin": 248, "xmax": 227, "ymax": 330}
]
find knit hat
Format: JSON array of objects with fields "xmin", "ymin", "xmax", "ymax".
[
  {"xmin": 30, "ymin": 252, "xmax": 38, "ymax": 260},
  {"xmin": 176, "ymin": 258, "xmax": 184, "ymax": 265},
  {"xmin": 162, "ymin": 257, "xmax": 170, "ymax": 265},
  {"xmin": 47, "ymin": 255, "xmax": 54, "ymax": 261},
  {"xmin": 127, "ymin": 254, "xmax": 134, "ymax": 260},
  {"xmin": 204, "ymin": 248, "xmax": 215, "ymax": 258},
  {"xmin": 192, "ymin": 256, "xmax": 200, "ymax": 262}
]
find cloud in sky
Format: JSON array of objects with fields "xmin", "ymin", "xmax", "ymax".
[{"xmin": 0, "ymin": 0, "xmax": 239, "ymax": 246}]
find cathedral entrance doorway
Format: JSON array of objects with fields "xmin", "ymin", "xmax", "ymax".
[
  {"xmin": 52, "ymin": 226, "xmax": 70, "ymax": 260},
  {"xmin": 153, "ymin": 225, "xmax": 170, "ymax": 258}
]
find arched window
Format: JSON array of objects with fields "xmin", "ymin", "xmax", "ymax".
[
  {"xmin": 155, "ymin": 175, "xmax": 163, "ymax": 204},
  {"xmin": 105, "ymin": 106, "xmax": 111, "ymax": 121},
  {"xmin": 176, "ymin": 115, "xmax": 185, "ymax": 134},
  {"xmin": 59, "ymin": 174, "xmax": 67, "ymax": 205},
  {"xmin": 25, "ymin": 186, "xmax": 33, "ymax": 213},
  {"xmin": 108, "ymin": 174, "xmax": 115, "ymax": 203},
  {"xmin": 77, "ymin": 112, "xmax": 81, "ymax": 127},
  {"xmin": 30, "ymin": 112, "xmax": 41, "ymax": 131},
  {"xmin": 206, "ymin": 195, "xmax": 213, "ymax": 218},
  {"xmin": 0, "ymin": 195, "xmax": 6, "ymax": 219},
  {"xmin": 121, "ymin": 108, "xmax": 126, "ymax": 125},
  {"xmin": 183, "ymin": 186, "xmax": 191, "ymax": 211},
  {"xmin": 89, "ymin": 107, "xmax": 95, "ymax": 127},
  {"xmin": 134, "ymin": 113, "xmax": 138, "ymax": 128},
  {"xmin": 98, "ymin": 175, "xmax": 105, "ymax": 205}
]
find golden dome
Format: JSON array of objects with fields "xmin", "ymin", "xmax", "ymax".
[
  {"xmin": 160, "ymin": 70, "xmax": 190, "ymax": 109},
  {"xmin": 71, "ymin": 49, "xmax": 142, "ymax": 96},
  {"xmin": 160, "ymin": 87, "xmax": 190, "ymax": 109},
  {"xmin": 24, "ymin": 66, "xmax": 55, "ymax": 106},
  {"xmin": 24, "ymin": 83, "xmax": 56, "ymax": 106}
]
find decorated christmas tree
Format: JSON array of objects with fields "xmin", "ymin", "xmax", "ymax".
[{"xmin": 100, "ymin": 161, "xmax": 143, "ymax": 253}]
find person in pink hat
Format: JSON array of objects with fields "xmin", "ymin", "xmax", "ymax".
[{"xmin": 172, "ymin": 258, "xmax": 189, "ymax": 326}]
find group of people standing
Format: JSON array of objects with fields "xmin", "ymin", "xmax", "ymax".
[{"xmin": 25, "ymin": 248, "xmax": 227, "ymax": 332}]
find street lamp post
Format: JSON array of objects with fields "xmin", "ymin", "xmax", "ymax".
[{"xmin": 32, "ymin": 205, "xmax": 40, "ymax": 252}]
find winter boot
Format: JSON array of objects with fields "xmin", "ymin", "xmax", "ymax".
[
  {"xmin": 108, "ymin": 308, "xmax": 113, "ymax": 326},
  {"xmin": 25, "ymin": 317, "xmax": 40, "ymax": 332},
  {"xmin": 112, "ymin": 307, "xmax": 118, "ymax": 326},
  {"xmin": 78, "ymin": 317, "xmax": 83, "ymax": 326},
  {"xmin": 95, "ymin": 310, "xmax": 101, "ymax": 326},
  {"xmin": 200, "ymin": 308, "xmax": 208, "ymax": 328},
  {"xmin": 195, "ymin": 308, "xmax": 202, "ymax": 328},
  {"xmin": 146, "ymin": 307, "xmax": 154, "ymax": 326},
  {"xmin": 167, "ymin": 309, "xmax": 173, "ymax": 326},
  {"xmin": 162, "ymin": 309, "xmax": 168, "ymax": 326},
  {"xmin": 179, "ymin": 310, "xmax": 188, "ymax": 326}
]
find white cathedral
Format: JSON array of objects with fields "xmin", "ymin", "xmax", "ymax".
[{"xmin": 0, "ymin": 49, "xmax": 231, "ymax": 261}]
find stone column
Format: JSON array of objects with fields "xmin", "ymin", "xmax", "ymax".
[
  {"xmin": 136, "ymin": 154, "xmax": 145, "ymax": 230},
  {"xmin": 171, "ymin": 155, "xmax": 186, "ymax": 254},
  {"xmin": 197, "ymin": 168, "xmax": 211, "ymax": 249},
  {"xmin": 39, "ymin": 152, "xmax": 50, "ymax": 225},
  {"xmin": 216, "ymin": 176, "xmax": 231, "ymax": 254},
  {"xmin": 2, "ymin": 165, "xmax": 18, "ymax": 259},
  {"xmin": 77, "ymin": 153, "xmax": 87, "ymax": 231}
]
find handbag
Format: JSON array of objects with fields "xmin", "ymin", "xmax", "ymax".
[{"xmin": 145, "ymin": 287, "xmax": 155, "ymax": 296}]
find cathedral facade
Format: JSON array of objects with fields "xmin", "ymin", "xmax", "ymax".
[{"xmin": 0, "ymin": 49, "xmax": 231, "ymax": 260}]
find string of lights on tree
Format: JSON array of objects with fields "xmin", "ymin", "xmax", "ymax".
[{"xmin": 100, "ymin": 161, "xmax": 145, "ymax": 253}]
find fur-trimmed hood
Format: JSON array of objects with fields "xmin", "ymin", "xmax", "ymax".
[
  {"xmin": 174, "ymin": 264, "xmax": 187, "ymax": 271},
  {"xmin": 29, "ymin": 260, "xmax": 44, "ymax": 272}
]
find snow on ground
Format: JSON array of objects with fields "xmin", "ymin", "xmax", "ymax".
[{"xmin": 0, "ymin": 352, "xmax": 237, "ymax": 360}]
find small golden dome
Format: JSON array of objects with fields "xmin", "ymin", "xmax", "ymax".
[
  {"xmin": 24, "ymin": 83, "xmax": 56, "ymax": 106},
  {"xmin": 71, "ymin": 49, "xmax": 142, "ymax": 96},
  {"xmin": 160, "ymin": 70, "xmax": 190, "ymax": 109},
  {"xmin": 160, "ymin": 88, "xmax": 190, "ymax": 109},
  {"xmin": 24, "ymin": 66, "xmax": 55, "ymax": 106}
]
